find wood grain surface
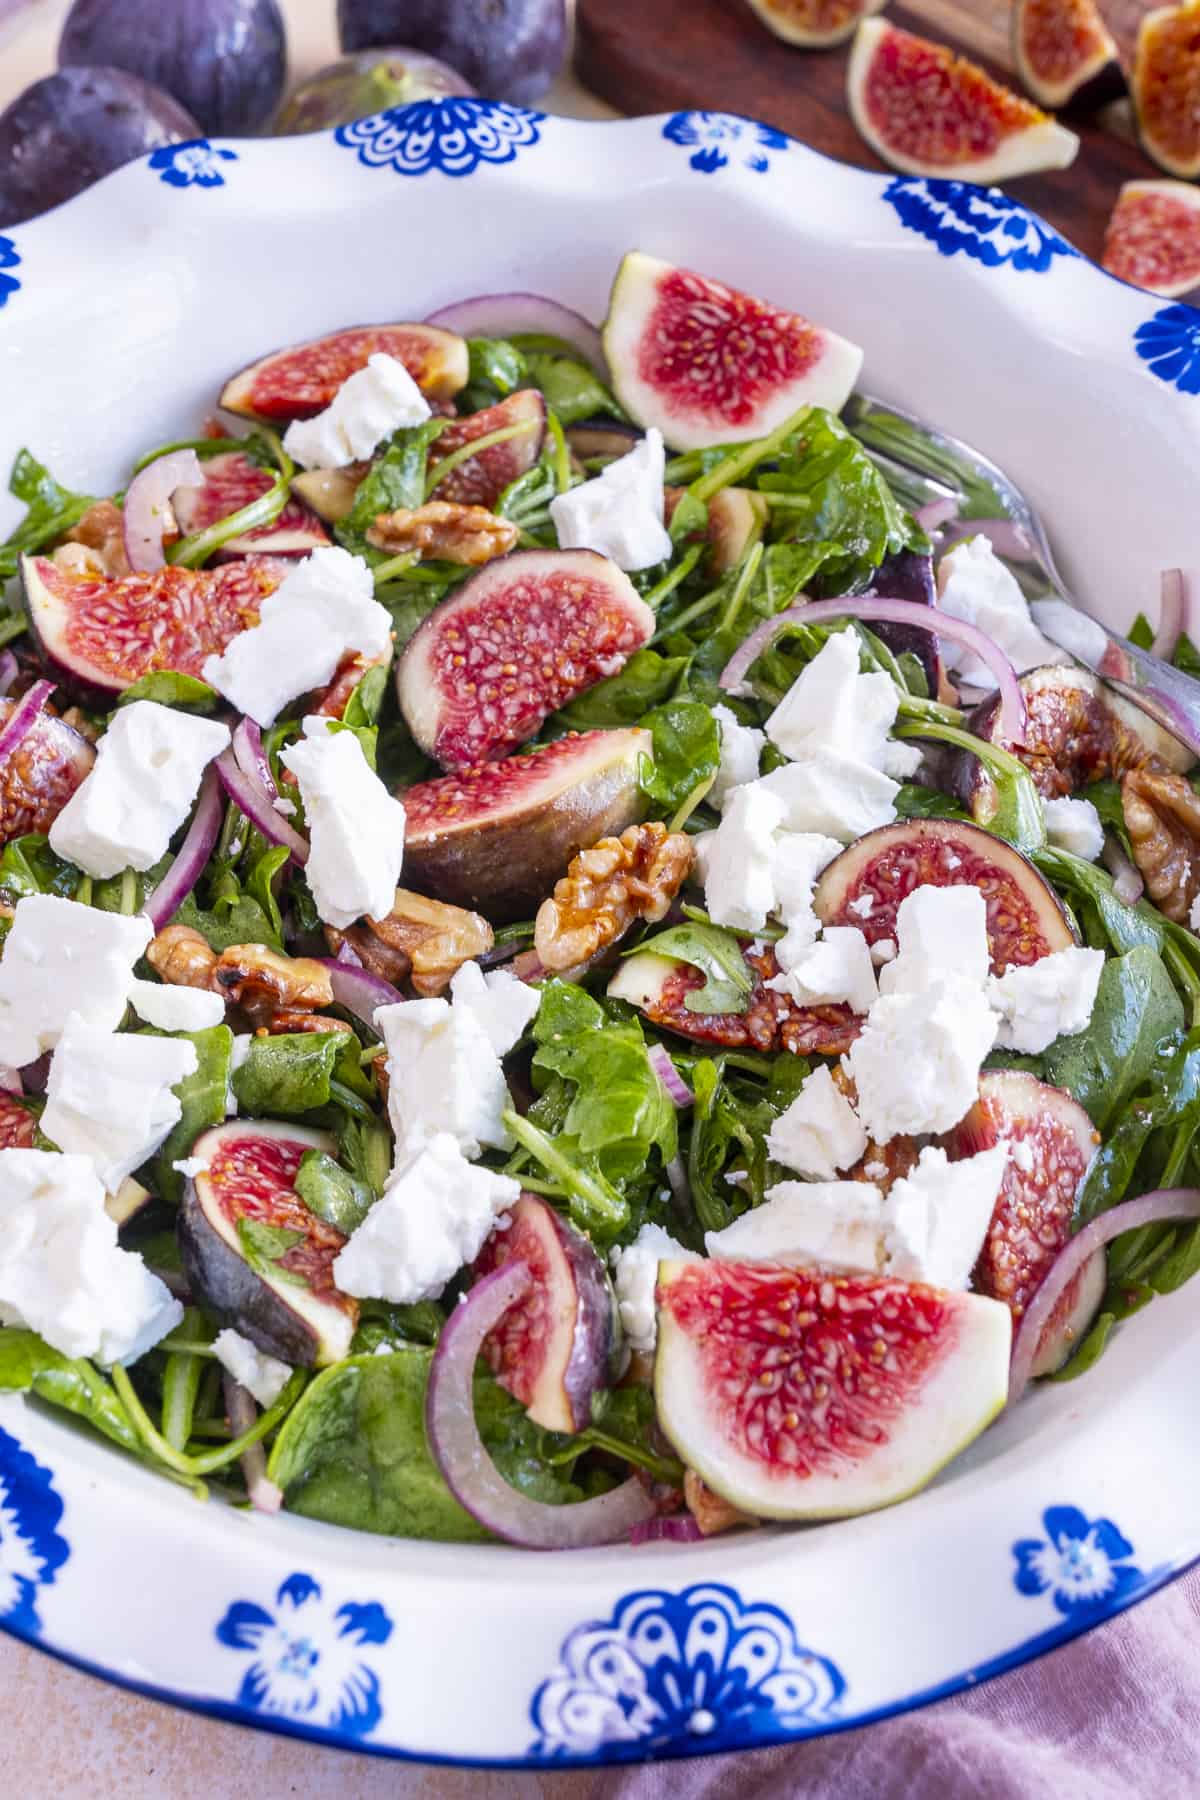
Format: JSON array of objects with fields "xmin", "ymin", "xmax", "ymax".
[{"xmin": 576, "ymin": 0, "xmax": 1167, "ymax": 263}]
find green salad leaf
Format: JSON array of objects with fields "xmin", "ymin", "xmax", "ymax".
[
  {"xmin": 1043, "ymin": 944, "xmax": 1183, "ymax": 1131},
  {"xmin": 295, "ymin": 1149, "xmax": 376, "ymax": 1235},
  {"xmin": 636, "ymin": 921, "xmax": 754, "ymax": 1014},
  {"xmin": 231, "ymin": 1032, "xmax": 343, "ymax": 1117}
]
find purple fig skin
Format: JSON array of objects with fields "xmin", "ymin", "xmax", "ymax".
[
  {"xmin": 60, "ymin": 0, "xmax": 286, "ymax": 137},
  {"xmin": 337, "ymin": 0, "xmax": 567, "ymax": 105},
  {"xmin": 871, "ymin": 548, "xmax": 942, "ymax": 698},
  {"xmin": 0, "ymin": 701, "xmax": 95, "ymax": 845},
  {"xmin": 273, "ymin": 47, "xmax": 475, "ymax": 135},
  {"xmin": 565, "ymin": 421, "xmax": 643, "ymax": 462},
  {"xmin": 0, "ymin": 67, "xmax": 200, "ymax": 228}
]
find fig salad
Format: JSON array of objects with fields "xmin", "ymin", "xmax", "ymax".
[{"xmin": 2, "ymin": 251, "xmax": 1200, "ymax": 1548}]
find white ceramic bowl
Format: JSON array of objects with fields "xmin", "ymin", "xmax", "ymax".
[{"xmin": 2, "ymin": 102, "xmax": 1199, "ymax": 1768}]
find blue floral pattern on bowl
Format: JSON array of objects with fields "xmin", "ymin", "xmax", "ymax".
[
  {"xmin": 0, "ymin": 237, "xmax": 21, "ymax": 310},
  {"xmin": 336, "ymin": 99, "xmax": 544, "ymax": 178},
  {"xmin": 216, "ymin": 1572, "xmax": 393, "ymax": 1740},
  {"xmin": 883, "ymin": 177, "xmax": 1077, "ymax": 273},
  {"xmin": 530, "ymin": 1581, "xmax": 844, "ymax": 1759},
  {"xmin": 662, "ymin": 111, "xmax": 788, "ymax": 175},
  {"xmin": 1013, "ymin": 1507, "xmax": 1143, "ymax": 1619},
  {"xmin": 0, "ymin": 1426, "xmax": 69, "ymax": 1635},
  {"xmin": 148, "ymin": 140, "xmax": 238, "ymax": 190},
  {"xmin": 1134, "ymin": 305, "xmax": 1200, "ymax": 396}
]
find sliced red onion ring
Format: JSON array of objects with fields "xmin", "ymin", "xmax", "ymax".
[
  {"xmin": 425, "ymin": 292, "xmax": 607, "ymax": 378},
  {"xmin": 123, "ymin": 448, "xmax": 204, "ymax": 573},
  {"xmin": 630, "ymin": 1514, "xmax": 705, "ymax": 1545},
  {"xmin": 915, "ymin": 496, "xmax": 960, "ymax": 533},
  {"xmin": 232, "ymin": 716, "xmax": 280, "ymax": 800},
  {"xmin": 719, "ymin": 597, "xmax": 1027, "ymax": 746},
  {"xmin": 223, "ymin": 1373, "xmax": 284, "ymax": 1515},
  {"xmin": 426, "ymin": 1261, "xmax": 657, "ymax": 1548},
  {"xmin": 334, "ymin": 938, "xmax": 364, "ymax": 969},
  {"xmin": 1153, "ymin": 569, "xmax": 1189, "ymax": 662},
  {"xmin": 649, "ymin": 1044, "xmax": 693, "ymax": 1109},
  {"xmin": 0, "ymin": 651, "xmax": 19, "ymax": 699},
  {"xmin": 315, "ymin": 957, "xmax": 405, "ymax": 1028},
  {"xmin": 1009, "ymin": 1188, "xmax": 1200, "ymax": 1403},
  {"xmin": 0, "ymin": 678, "xmax": 54, "ymax": 765},
  {"xmin": 1101, "ymin": 835, "xmax": 1144, "ymax": 907},
  {"xmin": 513, "ymin": 948, "xmax": 547, "ymax": 984},
  {"xmin": 141, "ymin": 764, "xmax": 223, "ymax": 933},
  {"xmin": 215, "ymin": 747, "xmax": 310, "ymax": 864}
]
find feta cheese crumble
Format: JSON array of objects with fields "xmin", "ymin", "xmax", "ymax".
[
  {"xmin": 766, "ymin": 1064, "xmax": 867, "ymax": 1180},
  {"xmin": 279, "ymin": 716, "xmax": 406, "ymax": 929},
  {"xmin": 710, "ymin": 703, "xmax": 765, "ymax": 809},
  {"xmin": 845, "ymin": 976, "xmax": 999, "ymax": 1143},
  {"xmin": 771, "ymin": 832, "xmax": 841, "ymax": 966},
  {"xmin": 883, "ymin": 1145, "xmax": 1008, "ymax": 1288},
  {"xmin": 212, "ymin": 1328, "xmax": 291, "ymax": 1408},
  {"xmin": 610, "ymin": 1223, "xmax": 699, "ymax": 1355},
  {"xmin": 41, "ymin": 1014, "xmax": 198, "ymax": 1194},
  {"xmin": 757, "ymin": 750, "xmax": 900, "ymax": 842},
  {"xmin": 878, "ymin": 884, "xmax": 991, "ymax": 997},
  {"xmin": 373, "ymin": 997, "xmax": 512, "ymax": 1163},
  {"xmin": 768, "ymin": 924, "xmax": 877, "ymax": 1013},
  {"xmin": 282, "ymin": 352, "xmax": 432, "ymax": 469},
  {"xmin": 699, "ymin": 781, "xmax": 786, "ymax": 932},
  {"xmin": 0, "ymin": 896, "xmax": 151, "ymax": 1067},
  {"xmin": 986, "ymin": 945, "xmax": 1105, "ymax": 1054},
  {"xmin": 1042, "ymin": 795, "xmax": 1105, "ymax": 863},
  {"xmin": 707, "ymin": 1180, "xmax": 885, "ymax": 1274},
  {"xmin": 936, "ymin": 537, "xmax": 1062, "ymax": 688},
  {"xmin": 129, "ymin": 978, "xmax": 226, "ymax": 1033},
  {"xmin": 448, "ymin": 961, "xmax": 540, "ymax": 1056},
  {"xmin": 766, "ymin": 627, "xmax": 919, "ymax": 779},
  {"xmin": 332, "ymin": 1132, "xmax": 519, "ymax": 1304},
  {"xmin": 548, "ymin": 427, "xmax": 673, "ymax": 571},
  {"xmin": 0, "ymin": 1149, "xmax": 181, "ymax": 1364},
  {"xmin": 203, "ymin": 547, "xmax": 392, "ymax": 726}
]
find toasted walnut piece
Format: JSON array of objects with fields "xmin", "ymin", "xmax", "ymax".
[
  {"xmin": 147, "ymin": 925, "xmax": 219, "ymax": 991},
  {"xmin": 683, "ymin": 1471, "xmax": 756, "ymax": 1537},
  {"xmin": 215, "ymin": 943, "xmax": 335, "ymax": 1013},
  {"xmin": 59, "ymin": 499, "xmax": 130, "ymax": 579},
  {"xmin": 261, "ymin": 1011, "xmax": 354, "ymax": 1036},
  {"xmin": 366, "ymin": 500, "xmax": 519, "ymax": 566},
  {"xmin": 535, "ymin": 822, "xmax": 693, "ymax": 974},
  {"xmin": 324, "ymin": 922, "xmax": 411, "ymax": 987},
  {"xmin": 1122, "ymin": 761, "xmax": 1200, "ymax": 924},
  {"xmin": 365, "ymin": 888, "xmax": 494, "ymax": 996}
]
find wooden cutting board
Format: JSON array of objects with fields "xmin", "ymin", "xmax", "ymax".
[{"xmin": 575, "ymin": 0, "xmax": 1162, "ymax": 263}]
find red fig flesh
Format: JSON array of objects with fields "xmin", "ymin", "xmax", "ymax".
[
  {"xmin": 426, "ymin": 389, "xmax": 546, "ymax": 509},
  {"xmin": 220, "ymin": 322, "xmax": 469, "ymax": 421},
  {"xmin": 0, "ymin": 699, "xmax": 95, "ymax": 845},
  {"xmin": 1103, "ymin": 181, "xmax": 1200, "ymax": 298},
  {"xmin": 744, "ymin": 0, "xmax": 887, "ymax": 49},
  {"xmin": 609, "ymin": 942, "xmax": 861, "ymax": 1056},
  {"xmin": 1012, "ymin": 0, "xmax": 1122, "ymax": 111},
  {"xmin": 1134, "ymin": 1, "xmax": 1200, "ymax": 179},
  {"xmin": 173, "ymin": 451, "xmax": 329, "ymax": 556}
]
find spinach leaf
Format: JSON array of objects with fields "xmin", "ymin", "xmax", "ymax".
[
  {"xmin": 237, "ymin": 1216, "xmax": 306, "ymax": 1283},
  {"xmin": 895, "ymin": 783, "xmax": 972, "ymax": 822},
  {"xmin": 546, "ymin": 1385, "xmax": 683, "ymax": 1485},
  {"xmin": 338, "ymin": 1113, "xmax": 393, "ymax": 1199},
  {"xmin": 334, "ymin": 419, "xmax": 449, "ymax": 556},
  {"xmin": 342, "ymin": 661, "xmax": 389, "ymax": 729},
  {"xmin": 516, "ymin": 344, "xmax": 623, "ymax": 426},
  {"xmin": 1043, "ymin": 944, "xmax": 1184, "ymax": 1131},
  {"xmin": 531, "ymin": 982, "xmax": 678, "ymax": 1183},
  {"xmin": 351, "ymin": 1299, "xmax": 443, "ymax": 1353},
  {"xmin": 1174, "ymin": 632, "xmax": 1200, "ymax": 679},
  {"xmin": 117, "ymin": 672, "xmax": 220, "ymax": 712},
  {"xmin": 465, "ymin": 336, "xmax": 526, "ymax": 400},
  {"xmin": 244, "ymin": 843, "xmax": 290, "ymax": 943},
  {"xmin": 637, "ymin": 921, "xmax": 753, "ymax": 1014},
  {"xmin": 175, "ymin": 889, "xmax": 282, "ymax": 954},
  {"xmin": 637, "ymin": 700, "xmax": 720, "ymax": 817},
  {"xmin": 554, "ymin": 648, "xmax": 688, "ymax": 729},
  {"xmin": 231, "ymin": 1032, "xmax": 342, "ymax": 1116},
  {"xmin": 145, "ymin": 1024, "xmax": 233, "ymax": 1205},
  {"xmin": 295, "ymin": 1149, "xmax": 375, "ymax": 1234},
  {"xmin": 0, "ymin": 833, "xmax": 79, "ymax": 902},
  {"xmin": 0, "ymin": 449, "xmax": 94, "ymax": 583},
  {"xmin": 0, "ymin": 1328, "xmax": 140, "ymax": 1452}
]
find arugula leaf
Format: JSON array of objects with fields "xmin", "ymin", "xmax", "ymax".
[
  {"xmin": 0, "ymin": 833, "xmax": 79, "ymax": 902},
  {"xmin": 1043, "ymin": 944, "xmax": 1184, "ymax": 1131},
  {"xmin": 338, "ymin": 1113, "xmax": 393, "ymax": 1198},
  {"xmin": 637, "ymin": 700, "xmax": 720, "ymax": 817},
  {"xmin": 0, "ymin": 1328, "xmax": 139, "ymax": 1452},
  {"xmin": 237, "ymin": 1216, "xmax": 306, "ymax": 1283},
  {"xmin": 0, "ymin": 449, "xmax": 94, "ymax": 583},
  {"xmin": 295, "ymin": 1149, "xmax": 375, "ymax": 1234},
  {"xmin": 244, "ymin": 843, "xmax": 290, "ymax": 943},
  {"xmin": 143, "ymin": 1024, "xmax": 233, "ymax": 1205},
  {"xmin": 118, "ymin": 672, "xmax": 220, "ymax": 712},
  {"xmin": 334, "ymin": 419, "xmax": 448, "ymax": 556},
  {"xmin": 465, "ymin": 336, "xmax": 526, "ymax": 400},
  {"xmin": 516, "ymin": 344, "xmax": 623, "ymax": 426},
  {"xmin": 175, "ymin": 889, "xmax": 283, "ymax": 953},
  {"xmin": 895, "ymin": 783, "xmax": 971, "ymax": 822},
  {"xmin": 686, "ymin": 1053, "xmax": 802, "ymax": 1234},
  {"xmin": 231, "ymin": 1032, "xmax": 342, "ymax": 1116},
  {"xmin": 636, "ymin": 921, "xmax": 753, "ymax": 1014}
]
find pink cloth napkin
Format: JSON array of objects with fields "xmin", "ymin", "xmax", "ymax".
[{"xmin": 595, "ymin": 1567, "xmax": 1200, "ymax": 1799}]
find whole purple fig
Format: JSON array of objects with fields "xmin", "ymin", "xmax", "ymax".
[
  {"xmin": 273, "ymin": 47, "xmax": 474, "ymax": 136},
  {"xmin": 337, "ymin": 0, "xmax": 566, "ymax": 105}
]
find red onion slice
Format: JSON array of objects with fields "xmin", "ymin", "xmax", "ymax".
[
  {"xmin": 214, "ymin": 747, "xmax": 310, "ymax": 864},
  {"xmin": 719, "ymin": 597, "xmax": 1027, "ymax": 746},
  {"xmin": 1153, "ymin": 569, "xmax": 1189, "ymax": 662},
  {"xmin": 314, "ymin": 957, "xmax": 405, "ymax": 1028},
  {"xmin": 0, "ymin": 651, "xmax": 19, "ymax": 699},
  {"xmin": 648, "ymin": 1043, "xmax": 694, "ymax": 1109},
  {"xmin": 425, "ymin": 292, "xmax": 607, "ymax": 378},
  {"xmin": 0, "ymin": 679, "xmax": 54, "ymax": 765},
  {"xmin": 1009, "ymin": 1188, "xmax": 1200, "ymax": 1403},
  {"xmin": 123, "ymin": 449, "xmax": 204, "ymax": 573},
  {"xmin": 141, "ymin": 764, "xmax": 223, "ymax": 933},
  {"xmin": 513, "ymin": 948, "xmax": 547, "ymax": 984},
  {"xmin": 1101, "ymin": 836, "xmax": 1144, "ymax": 906},
  {"xmin": 232, "ymin": 716, "xmax": 280, "ymax": 801},
  {"xmin": 223, "ymin": 1373, "xmax": 284, "ymax": 1514},
  {"xmin": 630, "ymin": 1514, "xmax": 705, "ymax": 1545},
  {"xmin": 915, "ymin": 496, "xmax": 960, "ymax": 533},
  {"xmin": 426, "ymin": 1261, "xmax": 657, "ymax": 1548}
]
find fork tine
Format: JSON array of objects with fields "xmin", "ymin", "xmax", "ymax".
[
  {"xmin": 853, "ymin": 445, "xmax": 960, "ymax": 515},
  {"xmin": 846, "ymin": 394, "xmax": 1010, "ymax": 518}
]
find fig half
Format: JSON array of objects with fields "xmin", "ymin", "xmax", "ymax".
[
  {"xmin": 173, "ymin": 451, "xmax": 329, "ymax": 557},
  {"xmin": 220, "ymin": 322, "xmax": 469, "ymax": 421},
  {"xmin": 1012, "ymin": 0, "xmax": 1123, "ymax": 111},
  {"xmin": 0, "ymin": 698, "xmax": 95, "ymax": 847}
]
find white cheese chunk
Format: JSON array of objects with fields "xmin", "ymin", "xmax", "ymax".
[
  {"xmin": 373, "ymin": 997, "xmax": 511, "ymax": 1163},
  {"xmin": 700, "ymin": 781, "xmax": 786, "ymax": 932},
  {"xmin": 282, "ymin": 352, "xmax": 432, "ymax": 470},
  {"xmin": 765, "ymin": 627, "xmax": 920, "ymax": 780},
  {"xmin": 41, "ymin": 1014, "xmax": 198, "ymax": 1194},
  {"xmin": 706, "ymin": 1180, "xmax": 885, "ymax": 1274},
  {"xmin": 129, "ymin": 978, "xmax": 226, "ymax": 1033},
  {"xmin": 771, "ymin": 831, "xmax": 841, "ymax": 967},
  {"xmin": 610, "ymin": 1223, "xmax": 700, "ymax": 1355},
  {"xmin": 936, "ymin": 537, "xmax": 1062, "ymax": 687},
  {"xmin": 332, "ymin": 1132, "xmax": 519, "ymax": 1303},
  {"xmin": 203, "ymin": 547, "xmax": 392, "ymax": 726},
  {"xmin": 883, "ymin": 1144, "xmax": 1008, "ymax": 1289},
  {"xmin": 986, "ymin": 945, "xmax": 1104, "ymax": 1054},
  {"xmin": 879, "ymin": 883, "xmax": 991, "ymax": 997},
  {"xmin": 710, "ymin": 704, "xmax": 765, "ymax": 809},
  {"xmin": 845, "ymin": 975, "xmax": 999, "ymax": 1143},
  {"xmin": 766, "ymin": 1063, "xmax": 867, "ymax": 1180},
  {"xmin": 757, "ymin": 750, "xmax": 900, "ymax": 842},
  {"xmin": 279, "ymin": 716, "xmax": 406, "ymax": 929},
  {"xmin": 225, "ymin": 1033, "xmax": 253, "ymax": 1116},
  {"xmin": 767, "ymin": 925, "xmax": 877, "ymax": 1013},
  {"xmin": 548, "ymin": 428, "xmax": 672, "ymax": 571},
  {"xmin": 212, "ymin": 1327, "xmax": 291, "ymax": 1408},
  {"xmin": 0, "ymin": 895, "xmax": 151, "ymax": 1067},
  {"xmin": 1042, "ymin": 795, "xmax": 1104, "ymax": 863},
  {"xmin": 49, "ymin": 702, "xmax": 230, "ymax": 880},
  {"xmin": 0, "ymin": 1148, "xmax": 181, "ymax": 1364},
  {"xmin": 449, "ymin": 961, "xmax": 540, "ymax": 1056}
]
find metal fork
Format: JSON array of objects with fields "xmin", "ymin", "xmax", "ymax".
[{"xmin": 845, "ymin": 393, "xmax": 1200, "ymax": 759}]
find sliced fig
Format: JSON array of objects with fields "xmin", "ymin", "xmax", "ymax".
[
  {"xmin": 1134, "ymin": 1, "xmax": 1200, "ymax": 179},
  {"xmin": 172, "ymin": 451, "xmax": 329, "ymax": 557},
  {"xmin": 847, "ymin": 18, "xmax": 1080, "ymax": 181},
  {"xmin": 1029, "ymin": 1243, "xmax": 1107, "ymax": 1377},
  {"xmin": 220, "ymin": 323, "xmax": 469, "ymax": 422},
  {"xmin": 655, "ymin": 1260, "xmax": 1011, "ymax": 1519},
  {"xmin": 1103, "ymin": 181, "xmax": 1200, "ymax": 298},
  {"xmin": 663, "ymin": 485, "xmax": 768, "ymax": 576},
  {"xmin": 814, "ymin": 818, "xmax": 1075, "ymax": 973},
  {"xmin": 21, "ymin": 552, "xmax": 284, "ymax": 705},
  {"xmin": 426, "ymin": 390, "xmax": 546, "ymax": 509},
  {"xmin": 0, "ymin": 700, "xmax": 95, "ymax": 846},
  {"xmin": 871, "ymin": 548, "xmax": 942, "ymax": 698},
  {"xmin": 401, "ymin": 727, "xmax": 649, "ymax": 922},
  {"xmin": 565, "ymin": 420, "xmax": 641, "ymax": 462},
  {"xmin": 1012, "ymin": 0, "xmax": 1122, "ymax": 110},
  {"xmin": 743, "ymin": 0, "xmax": 887, "ymax": 49},
  {"xmin": 397, "ymin": 550, "xmax": 655, "ymax": 770},
  {"xmin": 473, "ymin": 1194, "xmax": 616, "ymax": 1432},
  {"xmin": 602, "ymin": 252, "xmax": 864, "ymax": 452},
  {"xmin": 608, "ymin": 942, "xmax": 861, "ymax": 1056},
  {"xmin": 105, "ymin": 1177, "xmax": 153, "ymax": 1228},
  {"xmin": 290, "ymin": 465, "xmax": 367, "ymax": 525},
  {"xmin": 945, "ymin": 1071, "xmax": 1099, "ymax": 1339},
  {"xmin": 178, "ymin": 1119, "xmax": 358, "ymax": 1368},
  {"xmin": 0, "ymin": 1091, "xmax": 36, "ymax": 1149}
]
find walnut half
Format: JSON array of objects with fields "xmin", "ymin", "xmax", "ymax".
[
  {"xmin": 1122, "ymin": 761, "xmax": 1200, "ymax": 924},
  {"xmin": 367, "ymin": 500, "xmax": 519, "ymax": 566},
  {"xmin": 327, "ymin": 889, "xmax": 494, "ymax": 997},
  {"xmin": 534, "ymin": 823, "xmax": 693, "ymax": 974}
]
